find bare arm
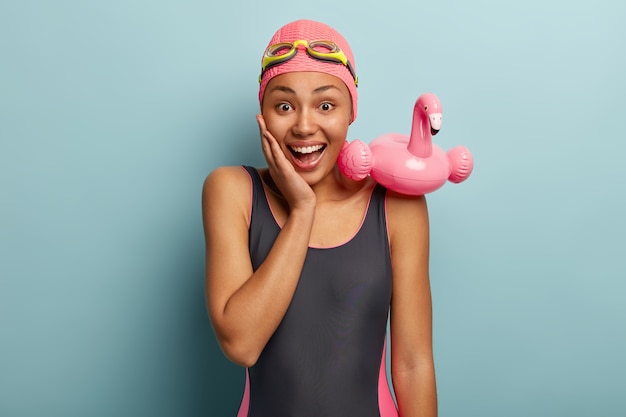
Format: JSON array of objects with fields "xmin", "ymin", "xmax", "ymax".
[
  {"xmin": 202, "ymin": 116, "xmax": 316, "ymax": 367},
  {"xmin": 387, "ymin": 192, "xmax": 437, "ymax": 417}
]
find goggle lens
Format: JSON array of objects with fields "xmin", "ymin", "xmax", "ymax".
[
  {"xmin": 308, "ymin": 40, "xmax": 339, "ymax": 54},
  {"xmin": 266, "ymin": 43, "xmax": 297, "ymax": 57}
]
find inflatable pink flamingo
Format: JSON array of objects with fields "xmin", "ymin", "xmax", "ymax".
[{"xmin": 338, "ymin": 93, "xmax": 473, "ymax": 195}]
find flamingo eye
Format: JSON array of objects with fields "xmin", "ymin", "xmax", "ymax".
[{"xmin": 424, "ymin": 105, "xmax": 428, "ymax": 111}]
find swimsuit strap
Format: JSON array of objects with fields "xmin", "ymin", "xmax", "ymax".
[{"xmin": 242, "ymin": 166, "xmax": 280, "ymax": 270}]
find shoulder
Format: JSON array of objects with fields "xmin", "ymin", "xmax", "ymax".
[
  {"xmin": 203, "ymin": 165, "xmax": 251, "ymax": 190},
  {"xmin": 202, "ymin": 166, "xmax": 254, "ymax": 222},
  {"xmin": 202, "ymin": 166, "xmax": 254, "ymax": 199},
  {"xmin": 384, "ymin": 190, "xmax": 429, "ymax": 246},
  {"xmin": 385, "ymin": 190, "xmax": 429, "ymax": 221}
]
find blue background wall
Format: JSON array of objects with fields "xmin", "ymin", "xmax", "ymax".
[{"xmin": 2, "ymin": 0, "xmax": 625, "ymax": 416}]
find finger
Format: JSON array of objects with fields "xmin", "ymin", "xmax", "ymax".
[
  {"xmin": 257, "ymin": 114, "xmax": 279, "ymax": 149},
  {"xmin": 257, "ymin": 115, "xmax": 290, "ymax": 168},
  {"xmin": 257, "ymin": 115, "xmax": 276, "ymax": 166},
  {"xmin": 256, "ymin": 114, "xmax": 267, "ymax": 132}
]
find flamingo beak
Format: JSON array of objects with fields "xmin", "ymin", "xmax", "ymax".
[{"xmin": 429, "ymin": 113, "xmax": 442, "ymax": 135}]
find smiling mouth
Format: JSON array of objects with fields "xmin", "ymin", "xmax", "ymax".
[{"xmin": 289, "ymin": 144, "xmax": 326, "ymax": 164}]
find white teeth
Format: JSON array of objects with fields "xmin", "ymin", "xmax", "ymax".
[{"xmin": 291, "ymin": 144, "xmax": 324, "ymax": 154}]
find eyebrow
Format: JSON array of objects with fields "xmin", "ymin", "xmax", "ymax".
[
  {"xmin": 268, "ymin": 84, "xmax": 340, "ymax": 95},
  {"xmin": 269, "ymin": 85, "xmax": 296, "ymax": 94},
  {"xmin": 313, "ymin": 85, "xmax": 340, "ymax": 94}
]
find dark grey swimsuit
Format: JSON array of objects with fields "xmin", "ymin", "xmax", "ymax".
[{"xmin": 239, "ymin": 166, "xmax": 395, "ymax": 417}]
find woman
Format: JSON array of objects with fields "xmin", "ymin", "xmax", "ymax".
[{"xmin": 202, "ymin": 19, "xmax": 437, "ymax": 417}]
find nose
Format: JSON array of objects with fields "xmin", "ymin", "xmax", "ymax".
[{"xmin": 292, "ymin": 108, "xmax": 317, "ymax": 136}]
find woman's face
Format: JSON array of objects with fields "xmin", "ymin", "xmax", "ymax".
[{"xmin": 261, "ymin": 71, "xmax": 352, "ymax": 184}]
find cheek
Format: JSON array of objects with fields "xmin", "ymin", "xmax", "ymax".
[
  {"xmin": 324, "ymin": 125, "xmax": 349, "ymax": 148},
  {"xmin": 262, "ymin": 116, "xmax": 287, "ymax": 139},
  {"xmin": 328, "ymin": 115, "xmax": 351, "ymax": 138}
]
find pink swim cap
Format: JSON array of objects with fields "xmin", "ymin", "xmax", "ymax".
[{"xmin": 258, "ymin": 19, "xmax": 358, "ymax": 122}]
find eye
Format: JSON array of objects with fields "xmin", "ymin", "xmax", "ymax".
[
  {"xmin": 424, "ymin": 105, "xmax": 428, "ymax": 111},
  {"xmin": 277, "ymin": 103, "xmax": 293, "ymax": 112},
  {"xmin": 320, "ymin": 102, "xmax": 333, "ymax": 111}
]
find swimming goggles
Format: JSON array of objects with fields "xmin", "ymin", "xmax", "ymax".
[{"xmin": 259, "ymin": 39, "xmax": 358, "ymax": 86}]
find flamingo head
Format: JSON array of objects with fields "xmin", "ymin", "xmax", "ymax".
[{"xmin": 415, "ymin": 93, "xmax": 443, "ymax": 136}]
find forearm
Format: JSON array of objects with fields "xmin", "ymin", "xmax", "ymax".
[
  {"xmin": 215, "ymin": 206, "xmax": 314, "ymax": 365},
  {"xmin": 392, "ymin": 363, "xmax": 438, "ymax": 417}
]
